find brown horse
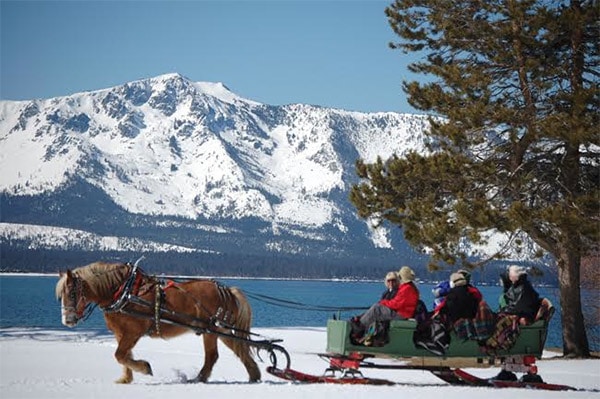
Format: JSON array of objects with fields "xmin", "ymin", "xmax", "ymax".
[{"xmin": 55, "ymin": 261, "xmax": 261, "ymax": 384}]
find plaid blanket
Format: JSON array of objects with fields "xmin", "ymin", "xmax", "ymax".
[
  {"xmin": 453, "ymin": 300, "xmax": 496, "ymax": 341},
  {"xmin": 482, "ymin": 313, "xmax": 520, "ymax": 354},
  {"xmin": 474, "ymin": 298, "xmax": 553, "ymax": 354}
]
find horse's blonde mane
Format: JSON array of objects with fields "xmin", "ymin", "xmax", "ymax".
[{"xmin": 55, "ymin": 261, "xmax": 130, "ymax": 299}]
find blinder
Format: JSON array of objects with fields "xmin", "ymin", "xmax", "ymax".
[{"xmin": 61, "ymin": 274, "xmax": 96, "ymax": 326}]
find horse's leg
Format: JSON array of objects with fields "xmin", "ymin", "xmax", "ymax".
[
  {"xmin": 192, "ymin": 333, "xmax": 219, "ymax": 383},
  {"xmin": 220, "ymin": 336, "xmax": 261, "ymax": 382},
  {"xmin": 113, "ymin": 333, "xmax": 153, "ymax": 384},
  {"xmin": 115, "ymin": 349, "xmax": 134, "ymax": 384}
]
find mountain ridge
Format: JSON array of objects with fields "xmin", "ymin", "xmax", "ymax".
[{"xmin": 0, "ymin": 73, "xmax": 541, "ymax": 277}]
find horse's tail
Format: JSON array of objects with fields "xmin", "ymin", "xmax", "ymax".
[{"xmin": 229, "ymin": 287, "xmax": 256, "ymax": 357}]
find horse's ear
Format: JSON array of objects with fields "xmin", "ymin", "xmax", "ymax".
[{"xmin": 65, "ymin": 269, "xmax": 73, "ymax": 279}]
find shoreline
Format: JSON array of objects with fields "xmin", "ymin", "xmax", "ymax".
[{"xmin": 0, "ymin": 272, "xmax": 561, "ymax": 288}]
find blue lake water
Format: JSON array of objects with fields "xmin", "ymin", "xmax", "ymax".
[{"xmin": 0, "ymin": 275, "xmax": 565, "ymax": 348}]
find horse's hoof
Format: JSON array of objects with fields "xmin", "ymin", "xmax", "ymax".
[
  {"xmin": 115, "ymin": 377, "xmax": 132, "ymax": 384},
  {"xmin": 142, "ymin": 361, "xmax": 153, "ymax": 376}
]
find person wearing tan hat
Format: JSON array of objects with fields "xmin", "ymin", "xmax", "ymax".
[
  {"xmin": 398, "ymin": 266, "xmax": 416, "ymax": 284},
  {"xmin": 357, "ymin": 266, "xmax": 420, "ymax": 330}
]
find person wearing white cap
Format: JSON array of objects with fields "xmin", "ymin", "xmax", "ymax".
[
  {"xmin": 415, "ymin": 270, "xmax": 484, "ymax": 356},
  {"xmin": 499, "ymin": 265, "xmax": 541, "ymax": 323},
  {"xmin": 437, "ymin": 272, "xmax": 481, "ymax": 324}
]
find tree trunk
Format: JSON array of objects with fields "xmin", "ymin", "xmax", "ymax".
[{"xmin": 557, "ymin": 243, "xmax": 590, "ymax": 357}]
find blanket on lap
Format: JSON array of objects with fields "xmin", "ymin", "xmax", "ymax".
[{"xmin": 453, "ymin": 300, "xmax": 496, "ymax": 342}]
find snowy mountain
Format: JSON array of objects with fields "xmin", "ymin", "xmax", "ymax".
[
  {"xmin": 0, "ymin": 73, "xmax": 430, "ymax": 220},
  {"xmin": 0, "ymin": 222, "xmax": 204, "ymax": 254},
  {"xmin": 0, "ymin": 73, "xmax": 536, "ymax": 276}
]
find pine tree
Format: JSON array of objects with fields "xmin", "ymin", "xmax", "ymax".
[{"xmin": 351, "ymin": 0, "xmax": 599, "ymax": 357}]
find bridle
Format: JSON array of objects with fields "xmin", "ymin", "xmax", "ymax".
[{"xmin": 61, "ymin": 275, "xmax": 96, "ymax": 325}]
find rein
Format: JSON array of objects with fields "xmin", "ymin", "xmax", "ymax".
[
  {"xmin": 63, "ymin": 276, "xmax": 97, "ymax": 323},
  {"xmin": 79, "ymin": 302, "xmax": 98, "ymax": 322},
  {"xmin": 243, "ymin": 290, "xmax": 369, "ymax": 312}
]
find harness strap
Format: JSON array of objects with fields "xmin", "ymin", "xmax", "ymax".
[
  {"xmin": 212, "ymin": 281, "xmax": 236, "ymax": 326},
  {"xmin": 103, "ymin": 264, "xmax": 142, "ymax": 312},
  {"xmin": 64, "ymin": 276, "xmax": 98, "ymax": 322},
  {"xmin": 154, "ymin": 283, "xmax": 162, "ymax": 336},
  {"xmin": 163, "ymin": 279, "xmax": 177, "ymax": 290}
]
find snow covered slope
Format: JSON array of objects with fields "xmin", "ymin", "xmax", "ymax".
[
  {"xmin": 0, "ymin": 74, "xmax": 432, "ymax": 262},
  {"xmin": 2, "ymin": 73, "xmax": 542, "ymax": 273}
]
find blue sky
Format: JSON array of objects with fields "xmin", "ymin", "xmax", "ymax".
[{"xmin": 1, "ymin": 1, "xmax": 425, "ymax": 113}]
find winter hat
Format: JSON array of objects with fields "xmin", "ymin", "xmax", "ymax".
[
  {"xmin": 398, "ymin": 266, "xmax": 415, "ymax": 283},
  {"xmin": 508, "ymin": 265, "xmax": 527, "ymax": 279},
  {"xmin": 457, "ymin": 269, "xmax": 472, "ymax": 284},
  {"xmin": 450, "ymin": 272, "xmax": 467, "ymax": 288}
]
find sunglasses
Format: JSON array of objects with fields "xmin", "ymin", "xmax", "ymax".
[{"xmin": 386, "ymin": 279, "xmax": 397, "ymax": 282}]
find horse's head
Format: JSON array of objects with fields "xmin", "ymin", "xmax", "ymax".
[{"xmin": 56, "ymin": 270, "xmax": 91, "ymax": 327}]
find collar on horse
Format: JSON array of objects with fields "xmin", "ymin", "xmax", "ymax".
[
  {"xmin": 102, "ymin": 262, "xmax": 145, "ymax": 313},
  {"xmin": 101, "ymin": 261, "xmax": 171, "ymax": 337}
]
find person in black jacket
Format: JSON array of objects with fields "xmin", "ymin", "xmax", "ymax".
[
  {"xmin": 499, "ymin": 265, "xmax": 541, "ymax": 324},
  {"xmin": 414, "ymin": 272, "xmax": 480, "ymax": 356},
  {"xmin": 438, "ymin": 272, "xmax": 480, "ymax": 324},
  {"xmin": 380, "ymin": 271, "xmax": 399, "ymax": 300}
]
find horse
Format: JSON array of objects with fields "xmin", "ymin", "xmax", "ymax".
[{"xmin": 55, "ymin": 261, "xmax": 261, "ymax": 384}]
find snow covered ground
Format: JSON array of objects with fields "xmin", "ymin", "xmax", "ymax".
[{"xmin": 0, "ymin": 327, "xmax": 598, "ymax": 398}]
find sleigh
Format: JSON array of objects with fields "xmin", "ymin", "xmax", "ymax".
[
  {"xmin": 269, "ymin": 298, "xmax": 576, "ymax": 391},
  {"xmin": 326, "ymin": 304, "xmax": 554, "ymax": 358},
  {"xmin": 307, "ymin": 298, "xmax": 565, "ymax": 389}
]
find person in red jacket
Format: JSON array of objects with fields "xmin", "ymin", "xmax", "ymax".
[{"xmin": 358, "ymin": 266, "xmax": 420, "ymax": 328}]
